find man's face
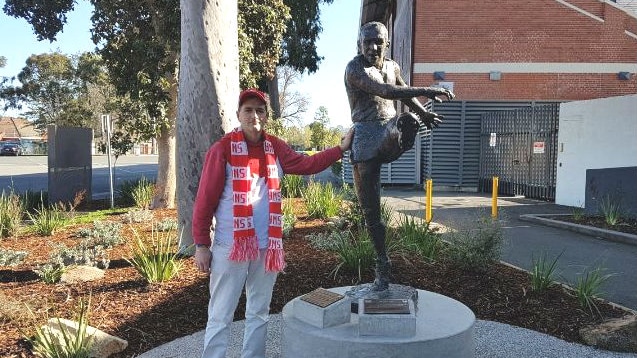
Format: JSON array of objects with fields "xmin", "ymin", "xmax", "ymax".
[
  {"xmin": 237, "ymin": 97, "xmax": 268, "ymax": 138},
  {"xmin": 360, "ymin": 25, "xmax": 388, "ymax": 68}
]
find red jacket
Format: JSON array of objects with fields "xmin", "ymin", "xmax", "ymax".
[{"xmin": 192, "ymin": 132, "xmax": 343, "ymax": 246}]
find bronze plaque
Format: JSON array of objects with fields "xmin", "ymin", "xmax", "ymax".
[
  {"xmin": 300, "ymin": 288, "xmax": 344, "ymax": 308},
  {"xmin": 363, "ymin": 299, "xmax": 410, "ymax": 314}
]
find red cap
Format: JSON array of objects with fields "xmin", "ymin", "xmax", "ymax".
[{"xmin": 239, "ymin": 88, "xmax": 268, "ymax": 107}]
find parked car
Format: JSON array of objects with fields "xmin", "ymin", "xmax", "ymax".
[{"xmin": 0, "ymin": 143, "xmax": 22, "ymax": 156}]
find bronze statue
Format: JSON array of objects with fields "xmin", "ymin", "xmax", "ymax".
[{"xmin": 345, "ymin": 21, "xmax": 454, "ymax": 291}]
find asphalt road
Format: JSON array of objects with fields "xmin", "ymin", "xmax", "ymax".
[{"xmin": 0, "ymin": 154, "xmax": 158, "ymax": 198}]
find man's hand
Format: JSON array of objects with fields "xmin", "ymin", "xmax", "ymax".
[
  {"xmin": 427, "ymin": 88, "xmax": 455, "ymax": 103},
  {"xmin": 339, "ymin": 127, "xmax": 354, "ymax": 152},
  {"xmin": 416, "ymin": 109, "xmax": 444, "ymax": 130},
  {"xmin": 194, "ymin": 246, "xmax": 212, "ymax": 273}
]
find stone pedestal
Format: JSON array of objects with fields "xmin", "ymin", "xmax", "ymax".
[{"xmin": 282, "ymin": 286, "xmax": 475, "ymax": 358}]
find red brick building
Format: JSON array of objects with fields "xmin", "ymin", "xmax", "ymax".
[{"xmin": 363, "ymin": 0, "xmax": 637, "ymax": 101}]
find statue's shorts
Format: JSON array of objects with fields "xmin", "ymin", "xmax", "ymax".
[{"xmin": 350, "ymin": 112, "xmax": 420, "ymax": 163}]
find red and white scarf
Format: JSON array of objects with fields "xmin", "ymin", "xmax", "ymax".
[{"xmin": 228, "ymin": 128, "xmax": 285, "ymax": 272}]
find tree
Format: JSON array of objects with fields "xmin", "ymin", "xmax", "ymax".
[
  {"xmin": 308, "ymin": 105, "xmax": 329, "ymax": 150},
  {"xmin": 178, "ymin": 0, "xmax": 240, "ymax": 247},
  {"xmin": 0, "ymin": 52, "xmax": 108, "ymax": 130},
  {"xmin": 277, "ymin": 65, "xmax": 309, "ymax": 125},
  {"xmin": 267, "ymin": 0, "xmax": 335, "ymax": 117}
]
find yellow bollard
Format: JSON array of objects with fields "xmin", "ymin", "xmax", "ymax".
[
  {"xmin": 425, "ymin": 179, "xmax": 433, "ymax": 223},
  {"xmin": 491, "ymin": 176, "xmax": 499, "ymax": 219}
]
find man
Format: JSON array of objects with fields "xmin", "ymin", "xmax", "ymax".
[
  {"xmin": 192, "ymin": 88, "xmax": 352, "ymax": 358},
  {"xmin": 345, "ymin": 21, "xmax": 454, "ymax": 291}
]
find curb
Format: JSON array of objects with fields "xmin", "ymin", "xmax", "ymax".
[{"xmin": 519, "ymin": 214, "xmax": 637, "ymax": 247}]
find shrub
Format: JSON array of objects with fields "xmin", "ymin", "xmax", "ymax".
[
  {"xmin": 447, "ymin": 215, "xmax": 504, "ymax": 272},
  {"xmin": 530, "ymin": 251, "xmax": 562, "ymax": 292},
  {"xmin": 34, "ymin": 264, "xmax": 66, "ymax": 284},
  {"xmin": 282, "ymin": 200, "xmax": 296, "ymax": 238},
  {"xmin": 51, "ymin": 241, "xmax": 111, "ymax": 270},
  {"xmin": 126, "ymin": 228, "xmax": 184, "ymax": 283},
  {"xmin": 281, "ymin": 174, "xmax": 305, "ymax": 198},
  {"xmin": 122, "ymin": 208, "xmax": 154, "ymax": 223},
  {"xmin": 131, "ymin": 177, "xmax": 155, "ymax": 209},
  {"xmin": 27, "ymin": 205, "xmax": 68, "ymax": 236},
  {"xmin": 76, "ymin": 221, "xmax": 124, "ymax": 248},
  {"xmin": 303, "ymin": 182, "xmax": 343, "ymax": 219},
  {"xmin": 395, "ymin": 213, "xmax": 441, "ymax": 261},
  {"xmin": 20, "ymin": 189, "xmax": 48, "ymax": 213},
  {"xmin": 154, "ymin": 218, "xmax": 178, "ymax": 232},
  {"xmin": 598, "ymin": 195, "xmax": 622, "ymax": 226},
  {"xmin": 0, "ymin": 190, "xmax": 24, "ymax": 238},
  {"xmin": 305, "ymin": 230, "xmax": 349, "ymax": 251},
  {"xmin": 117, "ymin": 177, "xmax": 155, "ymax": 207},
  {"xmin": 28, "ymin": 298, "xmax": 93, "ymax": 358},
  {"xmin": 332, "ymin": 229, "xmax": 375, "ymax": 280},
  {"xmin": 574, "ymin": 266, "xmax": 613, "ymax": 315},
  {"xmin": 0, "ymin": 248, "xmax": 28, "ymax": 266}
]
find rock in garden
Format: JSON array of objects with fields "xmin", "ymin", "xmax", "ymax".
[
  {"xmin": 60, "ymin": 265, "xmax": 105, "ymax": 283},
  {"xmin": 580, "ymin": 314, "xmax": 637, "ymax": 353},
  {"xmin": 44, "ymin": 318, "xmax": 128, "ymax": 358}
]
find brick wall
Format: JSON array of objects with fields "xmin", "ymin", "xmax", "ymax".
[{"xmin": 409, "ymin": 0, "xmax": 637, "ymax": 100}]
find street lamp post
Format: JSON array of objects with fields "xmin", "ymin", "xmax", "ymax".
[{"xmin": 101, "ymin": 114, "xmax": 115, "ymax": 209}]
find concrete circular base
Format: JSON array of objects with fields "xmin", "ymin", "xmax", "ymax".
[{"xmin": 282, "ymin": 287, "xmax": 475, "ymax": 358}]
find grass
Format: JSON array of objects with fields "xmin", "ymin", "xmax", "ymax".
[
  {"xmin": 27, "ymin": 205, "xmax": 68, "ymax": 236},
  {"xmin": 598, "ymin": 195, "xmax": 622, "ymax": 226},
  {"xmin": 530, "ymin": 251, "xmax": 562, "ymax": 292},
  {"xmin": 303, "ymin": 181, "xmax": 343, "ymax": 219}
]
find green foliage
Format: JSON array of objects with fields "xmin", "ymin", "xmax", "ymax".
[
  {"xmin": 126, "ymin": 229, "xmax": 184, "ymax": 283},
  {"xmin": 28, "ymin": 298, "xmax": 94, "ymax": 358},
  {"xmin": 97, "ymin": 131, "xmax": 135, "ymax": 162},
  {"xmin": 117, "ymin": 177, "xmax": 155, "ymax": 208},
  {"xmin": 282, "ymin": 200, "xmax": 296, "ymax": 237},
  {"xmin": 574, "ymin": 266, "xmax": 613, "ymax": 315},
  {"xmin": 447, "ymin": 216, "xmax": 504, "ymax": 272},
  {"xmin": 154, "ymin": 219, "xmax": 178, "ymax": 232},
  {"xmin": 305, "ymin": 229, "xmax": 348, "ymax": 251},
  {"xmin": 51, "ymin": 240, "xmax": 111, "ymax": 269},
  {"xmin": 0, "ymin": 190, "xmax": 24, "ymax": 238},
  {"xmin": 530, "ymin": 251, "xmax": 562, "ymax": 292},
  {"xmin": 571, "ymin": 204, "xmax": 585, "ymax": 222},
  {"xmin": 395, "ymin": 214, "xmax": 441, "ymax": 261},
  {"xmin": 76, "ymin": 221, "xmax": 124, "ymax": 249},
  {"xmin": 20, "ymin": 190, "xmax": 48, "ymax": 214},
  {"xmin": 122, "ymin": 209, "xmax": 154, "ymax": 224},
  {"xmin": 238, "ymin": 0, "xmax": 291, "ymax": 88},
  {"xmin": 0, "ymin": 249, "xmax": 28, "ymax": 266},
  {"xmin": 281, "ymin": 174, "xmax": 306, "ymax": 198},
  {"xmin": 308, "ymin": 106, "xmax": 329, "ymax": 149},
  {"xmin": 332, "ymin": 229, "xmax": 375, "ymax": 280},
  {"xmin": 27, "ymin": 205, "xmax": 68, "ymax": 236},
  {"xmin": 34, "ymin": 264, "xmax": 66, "ymax": 284},
  {"xmin": 303, "ymin": 182, "xmax": 343, "ymax": 219},
  {"xmin": 330, "ymin": 160, "xmax": 342, "ymax": 177},
  {"xmin": 280, "ymin": 0, "xmax": 335, "ymax": 74},
  {"xmin": 598, "ymin": 195, "xmax": 622, "ymax": 226}
]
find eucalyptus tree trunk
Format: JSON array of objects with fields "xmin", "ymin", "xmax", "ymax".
[
  {"xmin": 177, "ymin": 0, "xmax": 239, "ymax": 247},
  {"xmin": 151, "ymin": 74, "xmax": 178, "ymax": 209}
]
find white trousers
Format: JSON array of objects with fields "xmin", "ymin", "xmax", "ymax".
[{"xmin": 202, "ymin": 243, "xmax": 278, "ymax": 358}]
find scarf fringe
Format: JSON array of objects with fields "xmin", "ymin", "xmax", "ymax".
[
  {"xmin": 229, "ymin": 236, "xmax": 259, "ymax": 262},
  {"xmin": 265, "ymin": 248, "xmax": 285, "ymax": 272}
]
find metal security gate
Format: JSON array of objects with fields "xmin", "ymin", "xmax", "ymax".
[{"xmin": 479, "ymin": 103, "xmax": 559, "ymax": 201}]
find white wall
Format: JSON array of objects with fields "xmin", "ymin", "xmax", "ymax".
[{"xmin": 556, "ymin": 95, "xmax": 637, "ymax": 207}]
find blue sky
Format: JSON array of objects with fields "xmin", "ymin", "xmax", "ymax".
[{"xmin": 0, "ymin": 1, "xmax": 359, "ymax": 128}]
